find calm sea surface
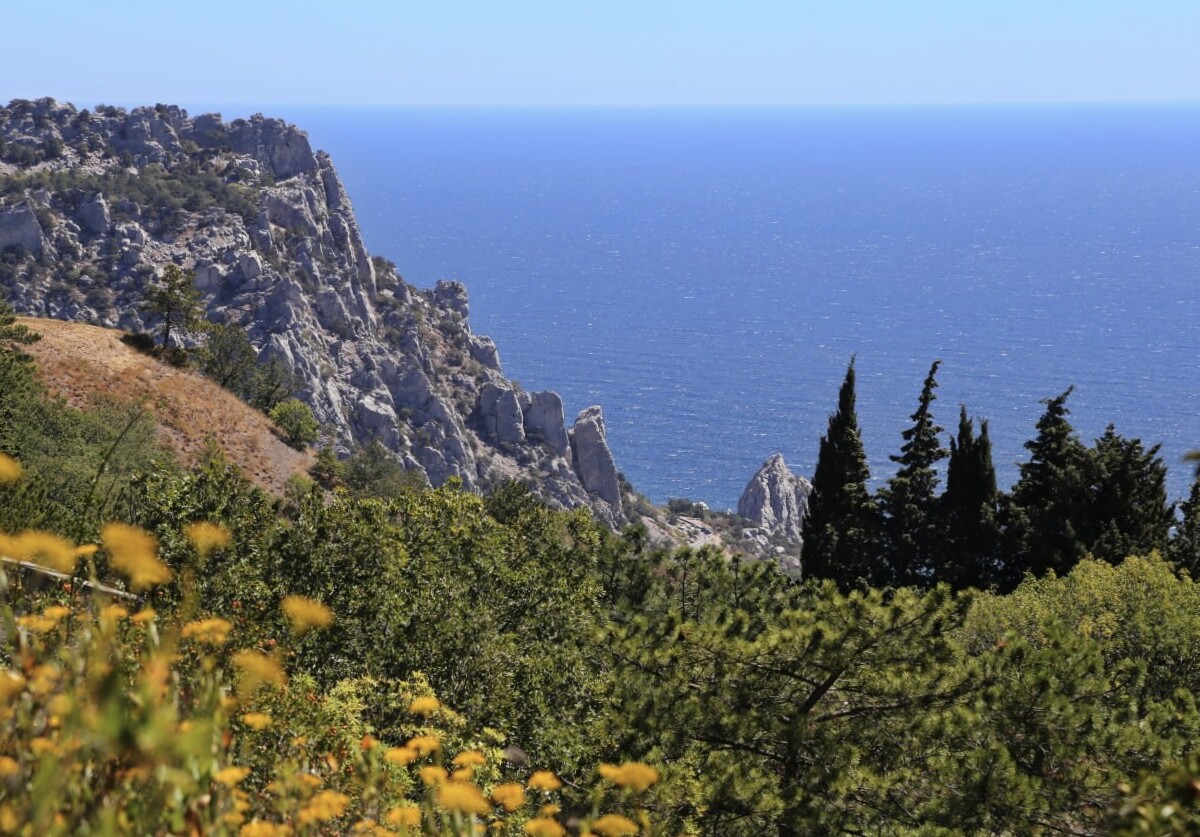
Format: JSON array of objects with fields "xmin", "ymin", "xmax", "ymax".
[{"xmin": 281, "ymin": 106, "xmax": 1200, "ymax": 509}]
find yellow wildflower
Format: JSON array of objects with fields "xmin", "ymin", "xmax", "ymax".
[
  {"xmin": 598, "ymin": 762, "xmax": 660, "ymax": 792},
  {"xmin": 297, "ymin": 790, "xmax": 349, "ymax": 824},
  {"xmin": 9, "ymin": 530, "xmax": 77, "ymax": 573},
  {"xmin": 130, "ymin": 608, "xmax": 157, "ymax": 625},
  {"xmin": 74, "ymin": 543, "xmax": 99, "ymax": 557},
  {"xmin": 419, "ymin": 765, "xmax": 448, "ymax": 786},
  {"xmin": 540, "ymin": 804, "xmax": 561, "ymax": 817},
  {"xmin": 16, "ymin": 614, "xmax": 58, "ymax": 633},
  {"xmin": 215, "ymin": 766, "xmax": 251, "ymax": 786},
  {"xmin": 407, "ymin": 735, "xmax": 440, "ymax": 756},
  {"xmin": 0, "ymin": 452, "xmax": 22, "ymax": 483},
  {"xmin": 102, "ymin": 523, "xmax": 172, "ymax": 590},
  {"xmin": 0, "ymin": 672, "xmax": 24, "ymax": 704},
  {"xmin": 437, "ymin": 781, "xmax": 490, "ymax": 816},
  {"xmin": 240, "ymin": 821, "xmax": 288, "ymax": 837},
  {"xmin": 590, "ymin": 814, "xmax": 639, "ymax": 837},
  {"xmin": 100, "ymin": 604, "xmax": 128, "ymax": 624},
  {"xmin": 223, "ymin": 812, "xmax": 246, "ymax": 828},
  {"xmin": 281, "ymin": 595, "xmax": 333, "ymax": 632},
  {"xmin": 385, "ymin": 805, "xmax": 421, "ymax": 828},
  {"xmin": 232, "ymin": 649, "xmax": 288, "ymax": 690},
  {"xmin": 184, "ymin": 521, "xmax": 232, "ymax": 558},
  {"xmin": 409, "ymin": 695, "xmax": 440, "ymax": 716},
  {"xmin": 524, "ymin": 818, "xmax": 567, "ymax": 837},
  {"xmin": 384, "ymin": 746, "xmax": 419, "ymax": 765},
  {"xmin": 452, "ymin": 750, "xmax": 486, "ymax": 768},
  {"xmin": 30, "ymin": 737, "xmax": 55, "ymax": 756},
  {"xmin": 296, "ymin": 773, "xmax": 323, "ymax": 789},
  {"xmin": 0, "ymin": 756, "xmax": 19, "ymax": 777},
  {"xmin": 492, "ymin": 782, "xmax": 526, "ymax": 812},
  {"xmin": 0, "ymin": 806, "xmax": 18, "ymax": 833},
  {"xmin": 527, "ymin": 771, "xmax": 563, "ymax": 792},
  {"xmin": 42, "ymin": 605, "xmax": 70, "ymax": 621},
  {"xmin": 241, "ymin": 713, "xmax": 273, "ymax": 730},
  {"xmin": 181, "ymin": 617, "xmax": 233, "ymax": 645}
]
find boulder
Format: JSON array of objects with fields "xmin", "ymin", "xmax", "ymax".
[
  {"xmin": 569, "ymin": 406, "xmax": 623, "ymax": 518},
  {"xmin": 736, "ymin": 454, "xmax": 812, "ymax": 544},
  {"xmin": 76, "ymin": 194, "xmax": 110, "ymax": 236},
  {"xmin": 0, "ymin": 205, "xmax": 44, "ymax": 253}
]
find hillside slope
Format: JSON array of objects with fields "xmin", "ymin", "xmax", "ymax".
[{"xmin": 18, "ymin": 316, "xmax": 313, "ymax": 495}]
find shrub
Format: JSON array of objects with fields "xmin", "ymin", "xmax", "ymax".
[{"xmin": 270, "ymin": 399, "xmax": 319, "ymax": 449}]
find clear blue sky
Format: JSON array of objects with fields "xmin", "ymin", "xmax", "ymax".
[{"xmin": 3, "ymin": 1, "xmax": 1198, "ymax": 109}]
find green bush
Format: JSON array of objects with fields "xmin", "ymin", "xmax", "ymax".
[{"xmin": 270, "ymin": 399, "xmax": 319, "ymax": 449}]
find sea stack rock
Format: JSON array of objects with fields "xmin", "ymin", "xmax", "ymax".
[
  {"xmin": 569, "ymin": 406, "xmax": 624, "ymax": 524},
  {"xmin": 737, "ymin": 454, "xmax": 812, "ymax": 543}
]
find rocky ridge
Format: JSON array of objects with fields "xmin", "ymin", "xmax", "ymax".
[{"xmin": 0, "ymin": 98, "xmax": 625, "ymax": 526}]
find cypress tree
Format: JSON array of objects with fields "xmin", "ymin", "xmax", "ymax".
[
  {"xmin": 878, "ymin": 360, "xmax": 947, "ymax": 587},
  {"xmin": 801, "ymin": 357, "xmax": 882, "ymax": 589},
  {"xmin": 1169, "ymin": 475, "xmax": 1200, "ymax": 578},
  {"xmin": 1009, "ymin": 387, "xmax": 1090, "ymax": 578},
  {"xmin": 940, "ymin": 406, "xmax": 1003, "ymax": 589},
  {"xmin": 1085, "ymin": 425, "xmax": 1173, "ymax": 564}
]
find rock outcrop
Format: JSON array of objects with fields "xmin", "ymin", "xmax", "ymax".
[
  {"xmin": 0, "ymin": 97, "xmax": 628, "ymax": 525},
  {"xmin": 569, "ymin": 406, "xmax": 625, "ymax": 528},
  {"xmin": 737, "ymin": 454, "xmax": 811, "ymax": 543}
]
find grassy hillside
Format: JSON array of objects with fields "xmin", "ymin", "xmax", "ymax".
[{"xmin": 18, "ymin": 317, "xmax": 312, "ymax": 497}]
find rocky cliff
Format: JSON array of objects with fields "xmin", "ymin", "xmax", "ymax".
[
  {"xmin": 0, "ymin": 98, "xmax": 625, "ymax": 526},
  {"xmin": 736, "ymin": 453, "xmax": 811, "ymax": 572}
]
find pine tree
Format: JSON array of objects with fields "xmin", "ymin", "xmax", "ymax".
[
  {"xmin": 1085, "ymin": 425, "xmax": 1173, "ymax": 564},
  {"xmin": 141, "ymin": 263, "xmax": 203, "ymax": 349},
  {"xmin": 940, "ymin": 406, "xmax": 1003, "ymax": 589},
  {"xmin": 801, "ymin": 357, "xmax": 882, "ymax": 589},
  {"xmin": 878, "ymin": 360, "xmax": 947, "ymax": 587},
  {"xmin": 1009, "ymin": 387, "xmax": 1090, "ymax": 578}
]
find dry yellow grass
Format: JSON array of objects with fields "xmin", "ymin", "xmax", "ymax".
[{"xmin": 18, "ymin": 317, "xmax": 313, "ymax": 496}]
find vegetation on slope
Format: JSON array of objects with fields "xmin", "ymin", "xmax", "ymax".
[{"xmin": 2, "ymin": 313, "xmax": 1200, "ymax": 835}]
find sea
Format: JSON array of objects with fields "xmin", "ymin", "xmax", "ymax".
[{"xmin": 271, "ymin": 105, "xmax": 1200, "ymax": 510}]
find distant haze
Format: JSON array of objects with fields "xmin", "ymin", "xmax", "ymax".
[{"xmin": 1, "ymin": 0, "xmax": 1198, "ymax": 108}]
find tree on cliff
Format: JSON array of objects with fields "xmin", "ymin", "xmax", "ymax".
[
  {"xmin": 878, "ymin": 360, "xmax": 947, "ymax": 587},
  {"xmin": 141, "ymin": 263, "xmax": 202, "ymax": 350},
  {"xmin": 801, "ymin": 357, "xmax": 882, "ymax": 588},
  {"xmin": 940, "ymin": 406, "xmax": 1003, "ymax": 589}
]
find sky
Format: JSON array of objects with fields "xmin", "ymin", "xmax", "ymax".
[{"xmin": 3, "ymin": 1, "xmax": 1199, "ymax": 109}]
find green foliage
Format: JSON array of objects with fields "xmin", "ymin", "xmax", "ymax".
[
  {"xmin": 1169, "ymin": 474, "xmax": 1200, "ymax": 577},
  {"xmin": 941, "ymin": 406, "xmax": 1004, "ymax": 589},
  {"xmin": 140, "ymin": 263, "xmax": 203, "ymax": 350},
  {"xmin": 801, "ymin": 357, "xmax": 882, "ymax": 588},
  {"xmin": 269, "ymin": 399, "xmax": 319, "ymax": 449},
  {"xmin": 342, "ymin": 440, "xmax": 428, "ymax": 499},
  {"xmin": 879, "ymin": 359, "xmax": 947, "ymax": 586},
  {"xmin": 1085, "ymin": 425, "xmax": 1173, "ymax": 564},
  {"xmin": 1008, "ymin": 387, "xmax": 1093, "ymax": 577},
  {"xmin": 198, "ymin": 321, "xmax": 258, "ymax": 391}
]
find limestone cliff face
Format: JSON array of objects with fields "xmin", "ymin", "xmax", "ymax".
[
  {"xmin": 0, "ymin": 97, "xmax": 624, "ymax": 522},
  {"xmin": 737, "ymin": 454, "xmax": 812, "ymax": 544}
]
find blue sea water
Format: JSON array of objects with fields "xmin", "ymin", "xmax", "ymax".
[{"xmin": 282, "ymin": 105, "xmax": 1200, "ymax": 510}]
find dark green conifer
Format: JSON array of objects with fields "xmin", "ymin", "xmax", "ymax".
[
  {"xmin": 801, "ymin": 357, "xmax": 881, "ymax": 589},
  {"xmin": 1085, "ymin": 425, "xmax": 1172, "ymax": 563},
  {"xmin": 1009, "ymin": 387, "xmax": 1090, "ymax": 578},
  {"xmin": 1169, "ymin": 475, "xmax": 1200, "ymax": 578},
  {"xmin": 879, "ymin": 360, "xmax": 947, "ymax": 587},
  {"xmin": 940, "ymin": 406, "xmax": 1003, "ymax": 589}
]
